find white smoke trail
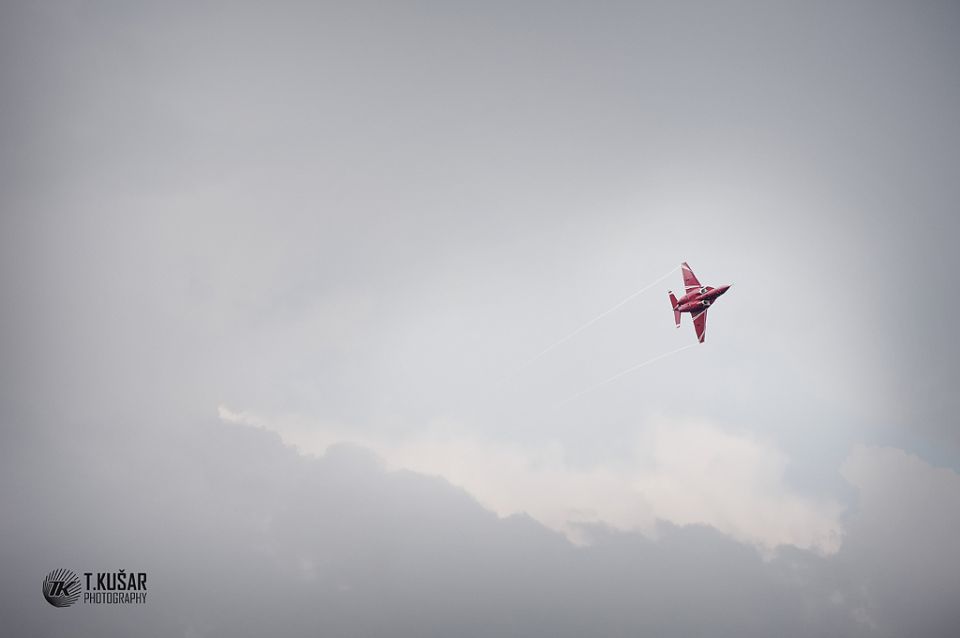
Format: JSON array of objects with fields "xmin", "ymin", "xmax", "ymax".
[
  {"xmin": 555, "ymin": 342, "xmax": 697, "ymax": 407},
  {"xmin": 506, "ymin": 265, "xmax": 680, "ymax": 379}
]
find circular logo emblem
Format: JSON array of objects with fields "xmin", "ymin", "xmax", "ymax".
[{"xmin": 42, "ymin": 569, "xmax": 82, "ymax": 608}]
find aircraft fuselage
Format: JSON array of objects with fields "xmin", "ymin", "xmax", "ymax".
[{"xmin": 675, "ymin": 285, "xmax": 730, "ymax": 313}]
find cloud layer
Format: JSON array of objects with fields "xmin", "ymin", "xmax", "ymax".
[
  {"xmin": 220, "ymin": 406, "xmax": 843, "ymax": 551},
  {"xmin": 3, "ymin": 418, "xmax": 959, "ymax": 637}
]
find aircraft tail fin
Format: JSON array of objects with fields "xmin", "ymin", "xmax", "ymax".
[{"xmin": 668, "ymin": 291, "xmax": 681, "ymax": 327}]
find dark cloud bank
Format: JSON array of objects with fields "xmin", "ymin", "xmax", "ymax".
[{"xmin": 2, "ymin": 417, "xmax": 957, "ymax": 637}]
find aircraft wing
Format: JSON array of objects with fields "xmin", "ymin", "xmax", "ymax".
[
  {"xmin": 681, "ymin": 262, "xmax": 701, "ymax": 292},
  {"xmin": 692, "ymin": 309, "xmax": 708, "ymax": 343}
]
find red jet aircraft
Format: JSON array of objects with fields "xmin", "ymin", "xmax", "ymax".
[{"xmin": 668, "ymin": 262, "xmax": 731, "ymax": 343}]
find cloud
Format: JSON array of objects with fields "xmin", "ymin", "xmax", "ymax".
[
  {"xmin": 11, "ymin": 417, "xmax": 960, "ymax": 636},
  {"xmin": 219, "ymin": 405, "xmax": 844, "ymax": 552},
  {"xmin": 0, "ymin": 417, "xmax": 863, "ymax": 638},
  {"xmin": 836, "ymin": 446, "xmax": 960, "ymax": 635}
]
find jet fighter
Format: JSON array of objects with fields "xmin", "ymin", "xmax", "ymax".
[{"xmin": 668, "ymin": 262, "xmax": 731, "ymax": 343}]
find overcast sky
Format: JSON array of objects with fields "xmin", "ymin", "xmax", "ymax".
[{"xmin": 2, "ymin": 1, "xmax": 960, "ymax": 636}]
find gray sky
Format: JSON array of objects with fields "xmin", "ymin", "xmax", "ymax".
[{"xmin": 2, "ymin": 1, "xmax": 960, "ymax": 635}]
